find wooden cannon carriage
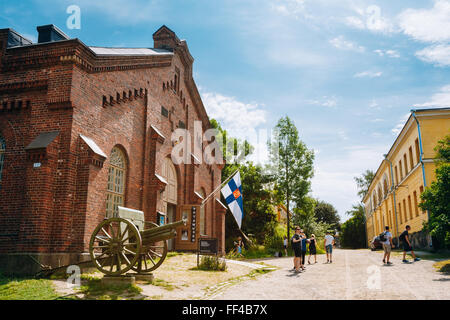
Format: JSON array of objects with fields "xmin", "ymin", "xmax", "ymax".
[{"xmin": 89, "ymin": 207, "xmax": 185, "ymax": 276}]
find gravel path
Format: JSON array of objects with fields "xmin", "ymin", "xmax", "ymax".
[{"xmin": 212, "ymin": 249, "xmax": 450, "ymax": 300}]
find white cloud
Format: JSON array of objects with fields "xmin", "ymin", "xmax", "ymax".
[
  {"xmin": 330, "ymin": 36, "xmax": 365, "ymax": 52},
  {"xmin": 398, "ymin": 0, "xmax": 450, "ymax": 43},
  {"xmin": 374, "ymin": 49, "xmax": 400, "ymax": 58},
  {"xmin": 201, "ymin": 91, "xmax": 267, "ymax": 139},
  {"xmin": 345, "ymin": 16, "xmax": 365, "ymax": 29},
  {"xmin": 415, "ymin": 44, "xmax": 450, "ymax": 67},
  {"xmin": 369, "ymin": 100, "xmax": 379, "ymax": 108},
  {"xmin": 354, "ymin": 71, "xmax": 383, "ymax": 78},
  {"xmin": 414, "ymin": 85, "xmax": 450, "ymax": 107},
  {"xmin": 391, "ymin": 113, "xmax": 411, "ymax": 135},
  {"xmin": 307, "ymin": 96, "xmax": 337, "ymax": 108}
]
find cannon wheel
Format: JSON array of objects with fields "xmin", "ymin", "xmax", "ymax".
[
  {"xmin": 131, "ymin": 222, "xmax": 168, "ymax": 274},
  {"xmin": 89, "ymin": 217, "xmax": 142, "ymax": 276}
]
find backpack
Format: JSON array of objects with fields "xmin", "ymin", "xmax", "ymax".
[{"xmin": 379, "ymin": 232, "xmax": 387, "ymax": 242}]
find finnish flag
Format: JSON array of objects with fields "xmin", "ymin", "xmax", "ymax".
[{"xmin": 221, "ymin": 171, "xmax": 244, "ymax": 229}]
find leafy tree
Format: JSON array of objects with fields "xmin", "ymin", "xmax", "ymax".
[
  {"xmin": 268, "ymin": 116, "xmax": 314, "ymax": 241},
  {"xmin": 314, "ymin": 201, "xmax": 340, "ymax": 230},
  {"xmin": 210, "ymin": 119, "xmax": 277, "ymax": 249},
  {"xmin": 340, "ymin": 203, "xmax": 367, "ymax": 248},
  {"xmin": 292, "ymin": 197, "xmax": 330, "ymax": 239},
  {"xmin": 354, "ymin": 170, "xmax": 375, "ymax": 200},
  {"xmin": 420, "ymin": 135, "xmax": 450, "ymax": 250}
]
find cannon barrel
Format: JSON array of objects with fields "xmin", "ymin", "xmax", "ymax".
[
  {"xmin": 141, "ymin": 230, "xmax": 177, "ymax": 245},
  {"xmin": 139, "ymin": 219, "xmax": 185, "ymax": 239}
]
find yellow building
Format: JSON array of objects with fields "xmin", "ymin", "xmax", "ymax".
[{"xmin": 363, "ymin": 107, "xmax": 450, "ymax": 248}]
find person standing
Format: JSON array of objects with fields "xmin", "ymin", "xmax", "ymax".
[
  {"xmin": 308, "ymin": 234, "xmax": 317, "ymax": 264},
  {"xmin": 400, "ymin": 225, "xmax": 421, "ymax": 263},
  {"xmin": 381, "ymin": 226, "xmax": 394, "ymax": 265},
  {"xmin": 283, "ymin": 236, "xmax": 288, "ymax": 257},
  {"xmin": 235, "ymin": 236, "xmax": 244, "ymax": 257},
  {"xmin": 291, "ymin": 227, "xmax": 303, "ymax": 273},
  {"xmin": 300, "ymin": 229, "xmax": 308, "ymax": 270},
  {"xmin": 324, "ymin": 231, "xmax": 335, "ymax": 263}
]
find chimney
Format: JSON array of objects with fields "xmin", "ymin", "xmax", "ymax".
[{"xmin": 36, "ymin": 24, "xmax": 69, "ymax": 43}]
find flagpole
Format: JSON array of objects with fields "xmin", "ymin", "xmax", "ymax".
[{"xmin": 200, "ymin": 168, "xmax": 239, "ymax": 208}]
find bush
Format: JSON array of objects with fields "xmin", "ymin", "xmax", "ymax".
[
  {"xmin": 263, "ymin": 223, "xmax": 286, "ymax": 254},
  {"xmin": 196, "ymin": 256, "xmax": 227, "ymax": 271}
]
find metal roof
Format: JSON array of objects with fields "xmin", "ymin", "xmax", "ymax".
[{"xmin": 89, "ymin": 47, "xmax": 173, "ymax": 56}]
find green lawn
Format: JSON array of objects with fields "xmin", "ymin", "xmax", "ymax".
[{"xmin": 0, "ymin": 274, "xmax": 59, "ymax": 300}]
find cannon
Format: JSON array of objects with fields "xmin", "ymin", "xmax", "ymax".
[{"xmin": 89, "ymin": 212, "xmax": 185, "ymax": 276}]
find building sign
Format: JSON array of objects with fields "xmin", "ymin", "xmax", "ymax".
[
  {"xmin": 191, "ymin": 206, "xmax": 197, "ymax": 242},
  {"xmin": 199, "ymin": 238, "xmax": 218, "ymax": 255}
]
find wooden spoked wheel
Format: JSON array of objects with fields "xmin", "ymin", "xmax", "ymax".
[
  {"xmin": 131, "ymin": 222, "xmax": 168, "ymax": 274},
  {"xmin": 89, "ymin": 217, "xmax": 142, "ymax": 276}
]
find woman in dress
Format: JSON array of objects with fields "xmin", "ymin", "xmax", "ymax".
[{"xmin": 308, "ymin": 234, "xmax": 317, "ymax": 264}]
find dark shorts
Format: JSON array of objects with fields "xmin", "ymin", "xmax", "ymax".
[
  {"xmin": 309, "ymin": 247, "xmax": 316, "ymax": 255},
  {"xmin": 402, "ymin": 242, "xmax": 413, "ymax": 252},
  {"xmin": 284, "ymin": 245, "xmax": 287, "ymax": 249},
  {"xmin": 293, "ymin": 246, "xmax": 302, "ymax": 257}
]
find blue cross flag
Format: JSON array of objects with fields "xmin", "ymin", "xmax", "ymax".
[{"xmin": 221, "ymin": 171, "xmax": 243, "ymax": 229}]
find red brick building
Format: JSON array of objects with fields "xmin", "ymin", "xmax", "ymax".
[{"xmin": 0, "ymin": 25, "xmax": 226, "ymax": 275}]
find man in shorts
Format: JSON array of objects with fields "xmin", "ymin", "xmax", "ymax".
[
  {"xmin": 324, "ymin": 231, "xmax": 335, "ymax": 263},
  {"xmin": 381, "ymin": 226, "xmax": 394, "ymax": 265},
  {"xmin": 291, "ymin": 227, "xmax": 303, "ymax": 273},
  {"xmin": 400, "ymin": 225, "xmax": 421, "ymax": 263}
]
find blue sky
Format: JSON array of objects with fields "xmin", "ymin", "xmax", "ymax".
[{"xmin": 2, "ymin": 0, "xmax": 450, "ymax": 221}]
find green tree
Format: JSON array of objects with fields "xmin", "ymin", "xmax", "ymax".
[
  {"xmin": 420, "ymin": 135, "xmax": 450, "ymax": 249},
  {"xmin": 354, "ymin": 170, "xmax": 375, "ymax": 200},
  {"xmin": 210, "ymin": 119, "xmax": 277, "ymax": 250},
  {"xmin": 314, "ymin": 201, "xmax": 340, "ymax": 230},
  {"xmin": 340, "ymin": 203, "xmax": 367, "ymax": 248},
  {"xmin": 292, "ymin": 197, "xmax": 330, "ymax": 239},
  {"xmin": 268, "ymin": 116, "xmax": 315, "ymax": 241}
]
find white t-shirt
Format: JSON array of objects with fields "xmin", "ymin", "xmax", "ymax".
[
  {"xmin": 325, "ymin": 235, "xmax": 334, "ymax": 246},
  {"xmin": 283, "ymin": 238, "xmax": 288, "ymax": 246},
  {"xmin": 382, "ymin": 231, "xmax": 392, "ymax": 245}
]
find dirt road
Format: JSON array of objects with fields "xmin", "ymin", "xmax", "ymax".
[{"xmin": 211, "ymin": 249, "xmax": 450, "ymax": 300}]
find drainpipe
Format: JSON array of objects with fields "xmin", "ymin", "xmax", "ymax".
[
  {"xmin": 411, "ymin": 110, "xmax": 432, "ymax": 248},
  {"xmin": 384, "ymin": 155, "xmax": 400, "ymax": 246}
]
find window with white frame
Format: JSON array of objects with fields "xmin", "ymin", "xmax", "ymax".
[{"xmin": 105, "ymin": 147, "xmax": 127, "ymax": 218}]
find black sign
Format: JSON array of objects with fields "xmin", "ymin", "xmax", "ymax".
[
  {"xmin": 199, "ymin": 238, "xmax": 218, "ymax": 255},
  {"xmin": 191, "ymin": 206, "xmax": 197, "ymax": 242}
]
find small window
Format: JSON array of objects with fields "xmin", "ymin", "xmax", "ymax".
[
  {"xmin": 403, "ymin": 154, "xmax": 408, "ymax": 174},
  {"xmin": 413, "ymin": 191, "xmax": 419, "ymax": 217},
  {"xmin": 178, "ymin": 120, "xmax": 186, "ymax": 129},
  {"xmin": 161, "ymin": 106, "xmax": 169, "ymax": 118},
  {"xmin": 399, "ymin": 160, "xmax": 403, "ymax": 180},
  {"xmin": 403, "ymin": 199, "xmax": 408, "ymax": 222},
  {"xmin": 415, "ymin": 139, "xmax": 420, "ymax": 164},
  {"xmin": 409, "ymin": 147, "xmax": 414, "ymax": 169},
  {"xmin": 0, "ymin": 135, "xmax": 5, "ymax": 188},
  {"xmin": 394, "ymin": 166, "xmax": 399, "ymax": 185},
  {"xmin": 398, "ymin": 202, "xmax": 403, "ymax": 224}
]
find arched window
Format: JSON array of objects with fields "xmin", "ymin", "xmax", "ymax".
[
  {"xmin": 106, "ymin": 147, "xmax": 127, "ymax": 218},
  {"xmin": 0, "ymin": 135, "xmax": 5, "ymax": 188},
  {"xmin": 383, "ymin": 176, "xmax": 389, "ymax": 197}
]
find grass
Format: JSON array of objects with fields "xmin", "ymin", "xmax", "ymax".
[
  {"xmin": 150, "ymin": 278, "xmax": 177, "ymax": 291},
  {"xmin": 433, "ymin": 260, "xmax": 450, "ymax": 275},
  {"xmin": 0, "ymin": 274, "xmax": 60, "ymax": 300}
]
